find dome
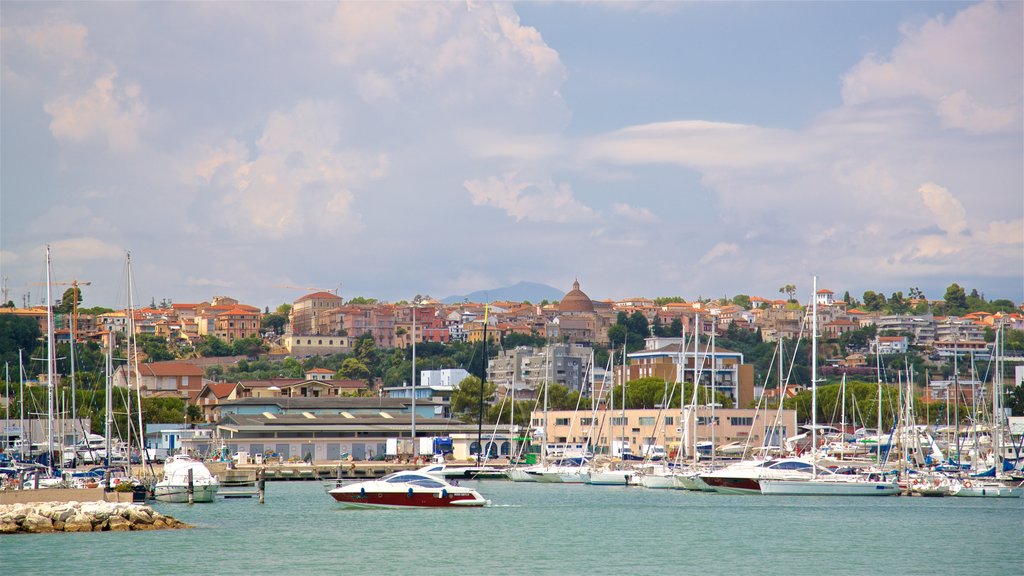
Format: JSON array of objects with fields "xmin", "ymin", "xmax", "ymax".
[{"xmin": 559, "ymin": 279, "xmax": 594, "ymax": 313}]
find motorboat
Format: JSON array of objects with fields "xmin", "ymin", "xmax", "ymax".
[
  {"xmin": 155, "ymin": 455, "xmax": 220, "ymax": 503},
  {"xmin": 949, "ymin": 479, "xmax": 1023, "ymax": 498},
  {"xmin": 700, "ymin": 458, "xmax": 820, "ymax": 495},
  {"xmin": 417, "ymin": 463, "xmax": 506, "ymax": 480},
  {"xmin": 328, "ymin": 471, "xmax": 489, "ymax": 508}
]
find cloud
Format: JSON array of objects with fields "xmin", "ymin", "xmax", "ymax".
[
  {"xmin": 49, "ymin": 237, "xmax": 123, "ymax": 261},
  {"xmin": 918, "ymin": 182, "xmax": 967, "ymax": 235},
  {"xmin": 464, "ymin": 173, "xmax": 595, "ymax": 223},
  {"xmin": 699, "ymin": 242, "xmax": 739, "ymax": 265},
  {"xmin": 189, "ymin": 100, "xmax": 384, "ymax": 238},
  {"xmin": 841, "ymin": 2, "xmax": 1023, "ymax": 134},
  {"xmin": 44, "ymin": 72, "xmax": 151, "ymax": 152},
  {"xmin": 612, "ymin": 203, "xmax": 659, "ymax": 223},
  {"xmin": 184, "ymin": 276, "xmax": 235, "ymax": 288},
  {"xmin": 980, "ymin": 219, "xmax": 1024, "ymax": 245}
]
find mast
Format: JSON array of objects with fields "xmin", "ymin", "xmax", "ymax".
[
  {"xmin": 678, "ymin": 321, "xmax": 686, "ymax": 465},
  {"xmin": 710, "ymin": 310, "xmax": 717, "ymax": 467},
  {"xmin": 840, "ymin": 373, "xmax": 846, "ymax": 461},
  {"xmin": 69, "ymin": 304, "xmax": 79, "ymax": 464},
  {"xmin": 608, "ymin": 350, "xmax": 613, "ymax": 457},
  {"xmin": 691, "ymin": 313, "xmax": 700, "ymax": 465},
  {"xmin": 811, "ymin": 276, "xmax": 818, "ymax": 463},
  {"xmin": 411, "ymin": 301, "xmax": 417, "ymax": 455},
  {"xmin": 126, "ymin": 253, "xmax": 148, "ymax": 475},
  {"xmin": 477, "ymin": 306, "xmax": 489, "ymax": 464},
  {"xmin": 45, "ymin": 245, "xmax": 56, "ymax": 470},
  {"xmin": 875, "ymin": 335, "xmax": 882, "ymax": 460},
  {"xmin": 621, "ymin": 339, "xmax": 626, "ymax": 459},
  {"xmin": 4, "ymin": 363, "xmax": 8, "ymax": 455},
  {"xmin": 953, "ymin": 328, "xmax": 960, "ymax": 465},
  {"xmin": 542, "ymin": 345, "xmax": 549, "ymax": 461},
  {"xmin": 105, "ymin": 327, "xmax": 114, "ymax": 483},
  {"xmin": 19, "ymin": 349, "xmax": 25, "ymax": 460}
]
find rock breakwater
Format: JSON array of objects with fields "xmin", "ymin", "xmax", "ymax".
[{"xmin": 0, "ymin": 501, "xmax": 191, "ymax": 534}]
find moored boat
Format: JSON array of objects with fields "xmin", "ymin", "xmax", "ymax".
[
  {"xmin": 328, "ymin": 471, "xmax": 489, "ymax": 508},
  {"xmin": 155, "ymin": 455, "xmax": 220, "ymax": 503}
]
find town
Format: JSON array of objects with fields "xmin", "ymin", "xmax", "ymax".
[{"xmin": 1, "ymin": 277, "xmax": 1021, "ymax": 471}]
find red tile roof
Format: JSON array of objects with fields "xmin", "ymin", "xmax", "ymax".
[{"xmin": 139, "ymin": 362, "xmax": 204, "ymax": 377}]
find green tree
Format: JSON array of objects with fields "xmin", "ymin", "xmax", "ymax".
[
  {"xmin": 944, "ymin": 283, "xmax": 968, "ymax": 315},
  {"xmin": 779, "ymin": 284, "xmax": 797, "ymax": 302},
  {"xmin": 888, "ymin": 291, "xmax": 908, "ymax": 314},
  {"xmin": 56, "ymin": 286, "xmax": 83, "ymax": 314},
  {"xmin": 862, "ymin": 290, "xmax": 886, "ymax": 312},
  {"xmin": 0, "ymin": 315, "xmax": 41, "ymax": 367},
  {"xmin": 231, "ymin": 337, "xmax": 266, "ymax": 357},
  {"xmin": 450, "ymin": 375, "xmax": 496, "ymax": 423},
  {"xmin": 346, "ymin": 296, "xmax": 378, "ymax": 305},
  {"xmin": 137, "ymin": 334, "xmax": 174, "ymax": 361},
  {"xmin": 502, "ymin": 332, "xmax": 547, "ymax": 349},
  {"xmin": 338, "ymin": 358, "xmax": 371, "ymax": 380},
  {"xmin": 196, "ymin": 335, "xmax": 233, "ymax": 357},
  {"xmin": 261, "ymin": 312, "xmax": 288, "ymax": 335}
]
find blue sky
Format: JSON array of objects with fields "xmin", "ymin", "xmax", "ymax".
[{"xmin": 1, "ymin": 1, "xmax": 1021, "ymax": 310}]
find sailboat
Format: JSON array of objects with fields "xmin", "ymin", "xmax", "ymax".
[{"xmin": 759, "ymin": 277, "xmax": 899, "ymax": 496}]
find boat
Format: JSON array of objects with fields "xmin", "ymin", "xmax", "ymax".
[
  {"xmin": 760, "ymin": 473, "xmax": 900, "ymax": 496},
  {"xmin": 154, "ymin": 455, "xmax": 220, "ymax": 503},
  {"xmin": 328, "ymin": 471, "xmax": 489, "ymax": 508},
  {"xmin": 418, "ymin": 463, "xmax": 507, "ymax": 480},
  {"xmin": 700, "ymin": 458, "xmax": 818, "ymax": 495},
  {"xmin": 949, "ymin": 479, "xmax": 1023, "ymax": 498}
]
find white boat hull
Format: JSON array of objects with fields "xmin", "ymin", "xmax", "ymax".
[
  {"xmin": 759, "ymin": 478, "xmax": 900, "ymax": 496},
  {"xmin": 587, "ymin": 470, "xmax": 633, "ymax": 485},
  {"xmin": 951, "ymin": 483, "xmax": 1023, "ymax": 498},
  {"xmin": 154, "ymin": 483, "xmax": 219, "ymax": 503},
  {"xmin": 640, "ymin": 474, "xmax": 675, "ymax": 489},
  {"xmin": 505, "ymin": 468, "xmax": 538, "ymax": 482}
]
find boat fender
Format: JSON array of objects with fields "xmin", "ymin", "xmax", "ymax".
[
  {"xmin": 408, "ymin": 487, "xmax": 414, "ymax": 498},
  {"xmin": 912, "ymin": 478, "xmax": 921, "ymax": 486},
  {"xmin": 441, "ymin": 489, "xmax": 448, "ymax": 499},
  {"xmin": 359, "ymin": 487, "xmax": 366, "ymax": 498},
  {"xmin": 963, "ymin": 481, "xmax": 972, "ymax": 489}
]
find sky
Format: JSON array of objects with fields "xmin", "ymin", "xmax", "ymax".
[{"xmin": 1, "ymin": 1, "xmax": 1022, "ymax": 310}]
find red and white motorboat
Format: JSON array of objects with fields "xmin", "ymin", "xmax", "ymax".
[{"xmin": 328, "ymin": 471, "xmax": 489, "ymax": 508}]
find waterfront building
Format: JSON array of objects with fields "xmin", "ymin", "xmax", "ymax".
[
  {"xmin": 531, "ymin": 407, "xmax": 797, "ymax": 457},
  {"xmin": 289, "ymin": 291, "xmax": 344, "ymax": 336},
  {"xmin": 488, "ymin": 343, "xmax": 593, "ymax": 396},
  {"xmin": 112, "ymin": 361, "xmax": 208, "ymax": 399},
  {"xmin": 619, "ymin": 337, "xmax": 755, "ymax": 408}
]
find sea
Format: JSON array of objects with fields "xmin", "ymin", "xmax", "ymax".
[{"xmin": 2, "ymin": 480, "xmax": 1021, "ymax": 575}]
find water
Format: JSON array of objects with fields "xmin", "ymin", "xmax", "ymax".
[{"xmin": 3, "ymin": 481, "xmax": 1021, "ymax": 575}]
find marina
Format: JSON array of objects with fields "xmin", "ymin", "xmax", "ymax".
[{"xmin": 1, "ymin": 480, "xmax": 1021, "ymax": 575}]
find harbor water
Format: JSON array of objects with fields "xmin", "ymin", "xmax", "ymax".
[{"xmin": 2, "ymin": 480, "xmax": 1021, "ymax": 575}]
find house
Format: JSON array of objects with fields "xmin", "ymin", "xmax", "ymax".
[
  {"xmin": 872, "ymin": 336, "xmax": 909, "ymax": 355},
  {"xmin": 305, "ymin": 368, "xmax": 336, "ymax": 381},
  {"xmin": 815, "ymin": 289, "xmax": 835, "ymax": 307},
  {"xmin": 192, "ymin": 382, "xmax": 243, "ymax": 422},
  {"xmin": 113, "ymin": 361, "xmax": 207, "ymax": 398}
]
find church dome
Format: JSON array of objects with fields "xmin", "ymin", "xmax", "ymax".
[{"xmin": 559, "ymin": 279, "xmax": 595, "ymax": 313}]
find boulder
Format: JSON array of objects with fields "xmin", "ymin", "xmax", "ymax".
[
  {"xmin": 107, "ymin": 515, "xmax": 131, "ymax": 532},
  {"xmin": 64, "ymin": 514, "xmax": 94, "ymax": 533},
  {"xmin": 23, "ymin": 513, "xmax": 54, "ymax": 533},
  {"xmin": 0, "ymin": 521, "xmax": 19, "ymax": 534}
]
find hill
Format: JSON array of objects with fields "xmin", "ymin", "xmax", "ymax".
[{"xmin": 442, "ymin": 281, "xmax": 563, "ymax": 304}]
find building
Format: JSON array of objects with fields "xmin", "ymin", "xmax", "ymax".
[
  {"xmin": 488, "ymin": 344, "xmax": 593, "ymax": 395},
  {"xmin": 874, "ymin": 314, "xmax": 936, "ymax": 345},
  {"xmin": 281, "ymin": 334, "xmax": 351, "ymax": 356},
  {"xmin": 112, "ymin": 361, "xmax": 208, "ymax": 399},
  {"xmin": 212, "ymin": 305, "xmax": 262, "ymax": 341},
  {"xmin": 531, "ymin": 407, "xmax": 797, "ymax": 458},
  {"xmin": 621, "ymin": 337, "xmax": 755, "ymax": 408},
  {"xmin": 872, "ymin": 336, "xmax": 909, "ymax": 355},
  {"xmin": 289, "ymin": 291, "xmax": 344, "ymax": 336},
  {"xmin": 382, "ymin": 368, "xmax": 467, "ymax": 418}
]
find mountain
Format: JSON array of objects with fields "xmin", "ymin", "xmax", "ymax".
[{"xmin": 442, "ymin": 281, "xmax": 564, "ymax": 304}]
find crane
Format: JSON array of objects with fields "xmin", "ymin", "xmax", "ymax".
[{"xmin": 31, "ymin": 279, "xmax": 92, "ymax": 334}]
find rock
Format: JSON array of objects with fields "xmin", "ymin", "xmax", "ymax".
[
  {"xmin": 53, "ymin": 520, "xmax": 65, "ymax": 531},
  {"xmin": 23, "ymin": 513, "xmax": 54, "ymax": 533},
  {"xmin": 107, "ymin": 515, "xmax": 131, "ymax": 532},
  {"xmin": 64, "ymin": 514, "xmax": 93, "ymax": 533},
  {"xmin": 128, "ymin": 507, "xmax": 153, "ymax": 524},
  {"xmin": 0, "ymin": 522, "xmax": 19, "ymax": 534}
]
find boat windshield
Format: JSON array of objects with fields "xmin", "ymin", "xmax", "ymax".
[{"xmin": 383, "ymin": 473, "xmax": 447, "ymax": 488}]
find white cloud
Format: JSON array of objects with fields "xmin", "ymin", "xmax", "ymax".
[
  {"xmin": 49, "ymin": 237, "xmax": 123, "ymax": 261},
  {"xmin": 184, "ymin": 276, "xmax": 235, "ymax": 288},
  {"xmin": 612, "ymin": 203, "xmax": 659, "ymax": 223},
  {"xmin": 699, "ymin": 242, "xmax": 739, "ymax": 266},
  {"xmin": 44, "ymin": 71, "xmax": 151, "ymax": 152},
  {"xmin": 465, "ymin": 173, "xmax": 595, "ymax": 223},
  {"xmin": 918, "ymin": 182, "xmax": 967, "ymax": 235},
  {"xmin": 980, "ymin": 219, "xmax": 1024, "ymax": 245},
  {"xmin": 191, "ymin": 100, "xmax": 383, "ymax": 238},
  {"xmin": 841, "ymin": 2, "xmax": 1023, "ymax": 134}
]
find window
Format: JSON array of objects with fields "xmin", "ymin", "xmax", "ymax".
[
  {"xmin": 664, "ymin": 417, "xmax": 674, "ymax": 425},
  {"xmin": 580, "ymin": 418, "xmax": 593, "ymax": 426},
  {"xmin": 730, "ymin": 417, "xmax": 754, "ymax": 427},
  {"xmin": 638, "ymin": 417, "xmax": 655, "ymax": 426},
  {"xmin": 555, "ymin": 418, "xmax": 570, "ymax": 426},
  {"xmin": 610, "ymin": 417, "xmax": 627, "ymax": 426}
]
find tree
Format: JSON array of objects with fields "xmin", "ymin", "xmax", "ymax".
[
  {"xmin": 231, "ymin": 337, "xmax": 266, "ymax": 357},
  {"xmin": 195, "ymin": 335, "xmax": 233, "ymax": 357},
  {"xmin": 0, "ymin": 315, "xmax": 41, "ymax": 367},
  {"xmin": 888, "ymin": 291, "xmax": 908, "ymax": 314},
  {"xmin": 943, "ymin": 283, "xmax": 968, "ymax": 315},
  {"xmin": 908, "ymin": 287, "xmax": 925, "ymax": 300},
  {"xmin": 502, "ymin": 332, "xmax": 546, "ymax": 349},
  {"xmin": 261, "ymin": 312, "xmax": 288, "ymax": 335},
  {"xmin": 669, "ymin": 318, "xmax": 683, "ymax": 337},
  {"xmin": 137, "ymin": 334, "xmax": 174, "ymax": 362},
  {"xmin": 338, "ymin": 358, "xmax": 371, "ymax": 380},
  {"xmin": 732, "ymin": 294, "xmax": 751, "ymax": 310},
  {"xmin": 450, "ymin": 375, "xmax": 496, "ymax": 423},
  {"xmin": 779, "ymin": 284, "xmax": 797, "ymax": 302},
  {"xmin": 347, "ymin": 297, "xmax": 378, "ymax": 305},
  {"xmin": 55, "ymin": 286, "xmax": 83, "ymax": 314},
  {"xmin": 862, "ymin": 290, "xmax": 886, "ymax": 312}
]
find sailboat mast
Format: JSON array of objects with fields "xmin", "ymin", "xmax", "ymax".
[
  {"xmin": 19, "ymin": 349, "xmax": 25, "ymax": 460},
  {"xmin": 411, "ymin": 302, "xmax": 417, "ymax": 454},
  {"xmin": 710, "ymin": 311, "xmax": 717, "ymax": 467},
  {"xmin": 542, "ymin": 345, "xmax": 549, "ymax": 461},
  {"xmin": 811, "ymin": 276, "xmax": 818, "ymax": 460},
  {"xmin": 477, "ymin": 306, "xmax": 488, "ymax": 464},
  {"xmin": 126, "ymin": 253, "xmax": 148, "ymax": 473},
  {"xmin": 105, "ymin": 327, "xmax": 113, "ymax": 484},
  {"xmin": 621, "ymin": 340, "xmax": 626, "ymax": 459},
  {"xmin": 69, "ymin": 303, "xmax": 78, "ymax": 462},
  {"xmin": 4, "ymin": 363, "xmax": 8, "ymax": 455},
  {"xmin": 875, "ymin": 335, "xmax": 882, "ymax": 458},
  {"xmin": 45, "ymin": 245, "xmax": 56, "ymax": 469},
  {"xmin": 692, "ymin": 313, "xmax": 700, "ymax": 465}
]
